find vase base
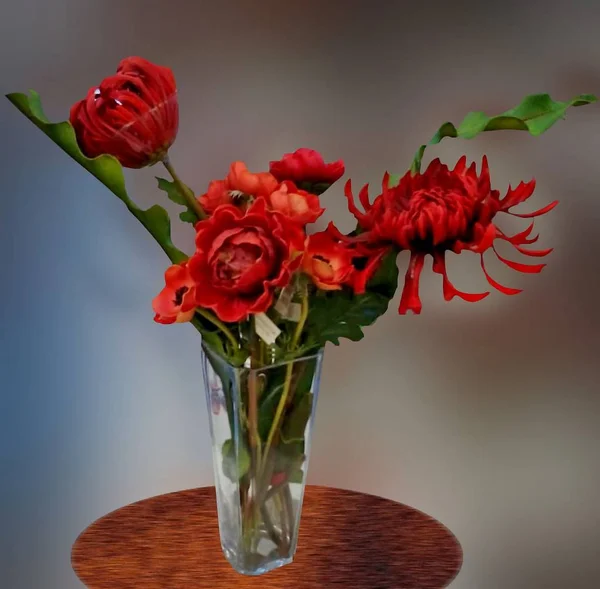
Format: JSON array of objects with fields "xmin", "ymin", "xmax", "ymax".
[{"xmin": 223, "ymin": 548, "xmax": 293, "ymax": 576}]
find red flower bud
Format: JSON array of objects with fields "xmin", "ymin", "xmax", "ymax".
[
  {"xmin": 270, "ymin": 148, "xmax": 345, "ymax": 189},
  {"xmin": 70, "ymin": 57, "xmax": 178, "ymax": 169},
  {"xmin": 268, "ymin": 181, "xmax": 324, "ymax": 226}
]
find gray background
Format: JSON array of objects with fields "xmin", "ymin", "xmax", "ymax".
[{"xmin": 1, "ymin": 1, "xmax": 599, "ymax": 588}]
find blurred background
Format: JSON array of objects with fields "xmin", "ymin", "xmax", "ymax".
[{"xmin": 1, "ymin": 1, "xmax": 599, "ymax": 587}]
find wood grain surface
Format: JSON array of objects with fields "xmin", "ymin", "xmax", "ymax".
[{"xmin": 72, "ymin": 486, "xmax": 462, "ymax": 588}]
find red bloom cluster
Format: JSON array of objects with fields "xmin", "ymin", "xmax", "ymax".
[
  {"xmin": 198, "ymin": 162, "xmax": 324, "ymax": 227},
  {"xmin": 154, "ymin": 150, "xmax": 344, "ymax": 324},
  {"xmin": 344, "ymin": 156, "xmax": 556, "ymax": 314}
]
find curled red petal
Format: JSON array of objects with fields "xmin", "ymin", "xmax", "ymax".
[
  {"xmin": 500, "ymin": 221, "xmax": 535, "ymax": 245},
  {"xmin": 358, "ymin": 183, "xmax": 372, "ymax": 211},
  {"xmin": 500, "ymin": 179, "xmax": 536, "ymax": 210},
  {"xmin": 513, "ymin": 245, "xmax": 553, "ymax": 257},
  {"xmin": 351, "ymin": 247, "xmax": 391, "ymax": 295},
  {"xmin": 493, "ymin": 247, "xmax": 546, "ymax": 273},
  {"xmin": 480, "ymin": 255, "xmax": 522, "ymax": 295},
  {"xmin": 344, "ymin": 179, "xmax": 370, "ymax": 227},
  {"xmin": 432, "ymin": 252, "xmax": 489, "ymax": 303},
  {"xmin": 398, "ymin": 252, "xmax": 425, "ymax": 315},
  {"xmin": 509, "ymin": 200, "xmax": 558, "ymax": 218}
]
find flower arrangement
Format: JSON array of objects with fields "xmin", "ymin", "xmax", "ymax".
[{"xmin": 7, "ymin": 56, "xmax": 596, "ymax": 575}]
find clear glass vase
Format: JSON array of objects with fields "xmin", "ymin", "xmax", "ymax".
[{"xmin": 201, "ymin": 343, "xmax": 324, "ymax": 576}]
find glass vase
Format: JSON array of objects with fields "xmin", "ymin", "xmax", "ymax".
[{"xmin": 201, "ymin": 343, "xmax": 324, "ymax": 576}]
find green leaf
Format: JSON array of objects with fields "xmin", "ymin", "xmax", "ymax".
[
  {"xmin": 365, "ymin": 250, "xmax": 399, "ymax": 300},
  {"xmin": 273, "ymin": 440, "xmax": 306, "ymax": 476},
  {"xmin": 156, "ymin": 176, "xmax": 198, "ymax": 225},
  {"xmin": 288, "ymin": 468, "xmax": 305, "ymax": 484},
  {"xmin": 281, "ymin": 392, "xmax": 313, "ymax": 443},
  {"xmin": 156, "ymin": 177, "xmax": 187, "ymax": 205},
  {"xmin": 221, "ymin": 439, "xmax": 250, "ymax": 483},
  {"xmin": 179, "ymin": 210, "xmax": 197, "ymax": 223},
  {"xmin": 387, "ymin": 173, "xmax": 402, "ymax": 188},
  {"xmin": 307, "ymin": 290, "xmax": 391, "ymax": 345},
  {"xmin": 258, "ymin": 381, "xmax": 285, "ymax": 442},
  {"xmin": 411, "ymin": 93, "xmax": 598, "ymax": 173},
  {"xmin": 6, "ymin": 90, "xmax": 187, "ymax": 264},
  {"xmin": 306, "ymin": 249, "xmax": 399, "ymax": 346}
]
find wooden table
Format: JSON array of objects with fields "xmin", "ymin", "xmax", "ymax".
[{"xmin": 72, "ymin": 486, "xmax": 462, "ymax": 588}]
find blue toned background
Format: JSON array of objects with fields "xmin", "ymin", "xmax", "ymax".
[{"xmin": 1, "ymin": 1, "xmax": 600, "ymax": 588}]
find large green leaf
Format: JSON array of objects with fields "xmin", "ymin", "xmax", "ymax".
[
  {"xmin": 156, "ymin": 177, "xmax": 197, "ymax": 224},
  {"xmin": 411, "ymin": 93, "xmax": 597, "ymax": 173},
  {"xmin": 306, "ymin": 249, "xmax": 399, "ymax": 346},
  {"xmin": 6, "ymin": 90, "xmax": 187, "ymax": 264},
  {"xmin": 307, "ymin": 290, "xmax": 391, "ymax": 345}
]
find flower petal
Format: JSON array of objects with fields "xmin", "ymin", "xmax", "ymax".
[
  {"xmin": 480, "ymin": 255, "xmax": 522, "ymax": 295},
  {"xmin": 432, "ymin": 252, "xmax": 489, "ymax": 303},
  {"xmin": 398, "ymin": 252, "xmax": 425, "ymax": 314},
  {"xmin": 494, "ymin": 247, "xmax": 546, "ymax": 273},
  {"xmin": 513, "ymin": 245, "xmax": 553, "ymax": 257},
  {"xmin": 509, "ymin": 200, "xmax": 558, "ymax": 218}
]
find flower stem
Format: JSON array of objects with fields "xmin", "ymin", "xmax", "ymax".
[
  {"xmin": 195, "ymin": 308, "xmax": 239, "ymax": 351},
  {"xmin": 259, "ymin": 286, "xmax": 309, "ymax": 480},
  {"xmin": 162, "ymin": 157, "xmax": 207, "ymax": 220}
]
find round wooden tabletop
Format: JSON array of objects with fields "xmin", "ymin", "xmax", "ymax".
[{"xmin": 72, "ymin": 486, "xmax": 462, "ymax": 588}]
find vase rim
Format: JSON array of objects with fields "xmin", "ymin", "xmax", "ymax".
[{"xmin": 202, "ymin": 341, "xmax": 324, "ymax": 372}]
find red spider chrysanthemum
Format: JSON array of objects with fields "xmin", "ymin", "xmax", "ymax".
[{"xmin": 345, "ymin": 156, "xmax": 557, "ymax": 314}]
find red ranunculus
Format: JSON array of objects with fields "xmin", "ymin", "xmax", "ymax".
[
  {"xmin": 198, "ymin": 179, "xmax": 233, "ymax": 214},
  {"xmin": 227, "ymin": 162, "xmax": 278, "ymax": 196},
  {"xmin": 198, "ymin": 162, "xmax": 279, "ymax": 215},
  {"xmin": 302, "ymin": 230, "xmax": 355, "ymax": 290},
  {"xmin": 188, "ymin": 198, "xmax": 302, "ymax": 322},
  {"xmin": 152, "ymin": 262, "xmax": 196, "ymax": 324},
  {"xmin": 70, "ymin": 57, "xmax": 178, "ymax": 169},
  {"xmin": 269, "ymin": 148, "xmax": 345, "ymax": 191},
  {"xmin": 268, "ymin": 181, "xmax": 324, "ymax": 225},
  {"xmin": 346, "ymin": 157, "xmax": 556, "ymax": 314}
]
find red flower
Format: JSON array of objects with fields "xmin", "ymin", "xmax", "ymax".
[
  {"xmin": 227, "ymin": 162, "xmax": 278, "ymax": 196},
  {"xmin": 346, "ymin": 157, "xmax": 557, "ymax": 314},
  {"xmin": 268, "ymin": 181, "xmax": 324, "ymax": 225},
  {"xmin": 188, "ymin": 198, "xmax": 302, "ymax": 322},
  {"xmin": 269, "ymin": 148, "xmax": 345, "ymax": 192},
  {"xmin": 70, "ymin": 57, "xmax": 178, "ymax": 168},
  {"xmin": 303, "ymin": 230, "xmax": 355, "ymax": 291},
  {"xmin": 152, "ymin": 263, "xmax": 196, "ymax": 324},
  {"xmin": 198, "ymin": 179, "xmax": 233, "ymax": 214}
]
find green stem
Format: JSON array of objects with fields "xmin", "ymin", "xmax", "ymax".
[
  {"xmin": 162, "ymin": 157, "xmax": 207, "ymax": 220},
  {"xmin": 195, "ymin": 308, "xmax": 239, "ymax": 351},
  {"xmin": 259, "ymin": 287, "xmax": 309, "ymax": 480}
]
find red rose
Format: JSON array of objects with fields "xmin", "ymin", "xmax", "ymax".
[
  {"xmin": 268, "ymin": 181, "xmax": 324, "ymax": 225},
  {"xmin": 302, "ymin": 230, "xmax": 355, "ymax": 291},
  {"xmin": 227, "ymin": 162, "xmax": 278, "ymax": 196},
  {"xmin": 152, "ymin": 262, "xmax": 196, "ymax": 324},
  {"xmin": 70, "ymin": 56, "xmax": 178, "ymax": 169},
  {"xmin": 346, "ymin": 157, "xmax": 556, "ymax": 314},
  {"xmin": 188, "ymin": 198, "xmax": 301, "ymax": 322},
  {"xmin": 270, "ymin": 148, "xmax": 345, "ymax": 191}
]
